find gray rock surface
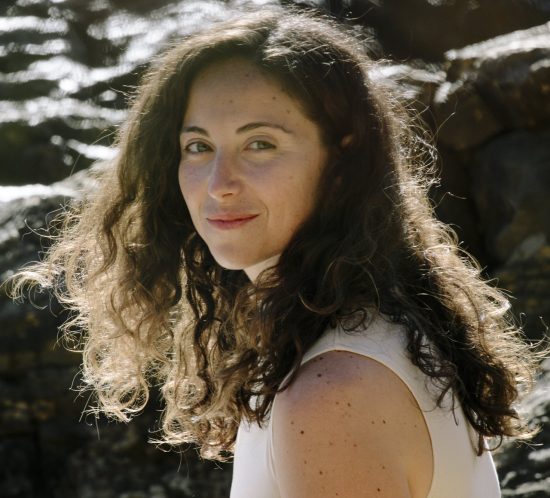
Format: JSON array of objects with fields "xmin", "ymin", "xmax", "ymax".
[
  {"xmin": 343, "ymin": 0, "xmax": 550, "ymax": 61},
  {"xmin": 494, "ymin": 359, "xmax": 550, "ymax": 497},
  {"xmin": 469, "ymin": 130, "xmax": 550, "ymax": 340},
  {"xmin": 471, "ymin": 129, "xmax": 550, "ymax": 265},
  {"xmin": 434, "ymin": 22, "xmax": 550, "ymax": 150}
]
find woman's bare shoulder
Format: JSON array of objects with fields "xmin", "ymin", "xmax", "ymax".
[{"xmin": 272, "ymin": 350, "xmax": 433, "ymax": 498}]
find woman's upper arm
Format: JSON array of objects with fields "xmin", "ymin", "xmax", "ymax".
[{"xmin": 272, "ymin": 351, "xmax": 433, "ymax": 498}]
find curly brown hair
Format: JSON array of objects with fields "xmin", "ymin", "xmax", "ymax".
[{"xmin": 9, "ymin": 9, "xmax": 538, "ymax": 460}]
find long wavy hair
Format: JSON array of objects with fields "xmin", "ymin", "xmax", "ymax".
[{"xmin": 9, "ymin": 9, "xmax": 538, "ymax": 460}]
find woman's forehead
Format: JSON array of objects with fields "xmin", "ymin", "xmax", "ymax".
[
  {"xmin": 190, "ymin": 57, "xmax": 283, "ymax": 91},
  {"xmin": 183, "ymin": 59, "xmax": 305, "ymax": 123}
]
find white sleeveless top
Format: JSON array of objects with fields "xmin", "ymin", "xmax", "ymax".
[{"xmin": 230, "ymin": 315, "xmax": 501, "ymax": 498}]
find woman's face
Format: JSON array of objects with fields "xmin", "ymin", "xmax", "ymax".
[{"xmin": 178, "ymin": 58, "xmax": 327, "ymax": 280}]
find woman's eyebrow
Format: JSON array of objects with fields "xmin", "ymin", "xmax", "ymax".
[
  {"xmin": 237, "ymin": 122, "xmax": 294, "ymax": 134},
  {"xmin": 181, "ymin": 125, "xmax": 208, "ymax": 136},
  {"xmin": 180, "ymin": 122, "xmax": 294, "ymax": 136}
]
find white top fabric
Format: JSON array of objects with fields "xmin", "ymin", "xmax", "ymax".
[{"xmin": 230, "ymin": 315, "xmax": 501, "ymax": 498}]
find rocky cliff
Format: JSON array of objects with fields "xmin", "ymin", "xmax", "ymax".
[{"xmin": 1, "ymin": 0, "xmax": 549, "ymax": 496}]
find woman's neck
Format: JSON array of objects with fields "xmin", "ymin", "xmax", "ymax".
[{"xmin": 244, "ymin": 254, "xmax": 280, "ymax": 282}]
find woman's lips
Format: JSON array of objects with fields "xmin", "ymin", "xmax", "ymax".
[{"xmin": 206, "ymin": 214, "xmax": 259, "ymax": 230}]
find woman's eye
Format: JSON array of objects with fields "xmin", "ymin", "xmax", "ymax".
[
  {"xmin": 247, "ymin": 140, "xmax": 275, "ymax": 151},
  {"xmin": 184, "ymin": 141, "xmax": 211, "ymax": 154}
]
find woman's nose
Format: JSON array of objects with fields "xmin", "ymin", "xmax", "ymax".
[{"xmin": 207, "ymin": 151, "xmax": 242, "ymax": 199}]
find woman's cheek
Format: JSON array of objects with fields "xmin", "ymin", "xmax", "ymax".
[{"xmin": 179, "ymin": 163, "xmax": 202, "ymax": 197}]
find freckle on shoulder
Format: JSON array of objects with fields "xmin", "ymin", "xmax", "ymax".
[{"xmin": 278, "ymin": 351, "xmax": 371, "ymax": 410}]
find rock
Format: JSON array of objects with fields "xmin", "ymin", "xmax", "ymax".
[
  {"xmin": 0, "ymin": 438, "xmax": 37, "ymax": 498},
  {"xmin": 369, "ymin": 62, "xmax": 446, "ymax": 113},
  {"xmin": 0, "ymin": 113, "xmax": 119, "ymax": 185},
  {"xmin": 446, "ymin": 22, "xmax": 550, "ymax": 130},
  {"xmin": 471, "ymin": 129, "xmax": 550, "ymax": 265},
  {"xmin": 492, "ymin": 244, "xmax": 550, "ymax": 341},
  {"xmin": 494, "ymin": 359, "xmax": 550, "ymax": 497},
  {"xmin": 431, "ymin": 22, "xmax": 550, "ymax": 150},
  {"xmin": 470, "ymin": 129, "xmax": 550, "ymax": 341},
  {"xmin": 53, "ymin": 411, "xmax": 233, "ymax": 498},
  {"xmin": 337, "ymin": 0, "xmax": 550, "ymax": 61},
  {"xmin": 0, "ymin": 170, "xmax": 92, "ymax": 280},
  {"xmin": 0, "ymin": 374, "xmax": 233, "ymax": 498},
  {"xmin": 0, "ymin": 167, "xmax": 109, "ymax": 379},
  {"xmin": 432, "ymin": 79, "xmax": 503, "ymax": 150},
  {"xmin": 431, "ymin": 146, "xmax": 490, "ymax": 264}
]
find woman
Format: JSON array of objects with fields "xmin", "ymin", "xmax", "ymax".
[{"xmin": 10, "ymin": 9, "xmax": 538, "ymax": 498}]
